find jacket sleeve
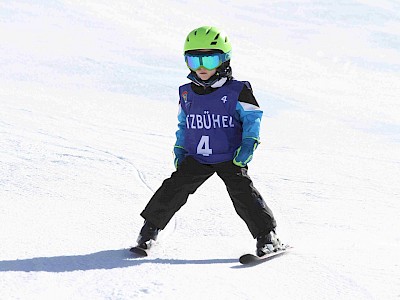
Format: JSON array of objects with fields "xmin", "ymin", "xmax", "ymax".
[
  {"xmin": 235, "ymin": 82, "xmax": 263, "ymax": 142},
  {"xmin": 175, "ymin": 103, "xmax": 186, "ymax": 147}
]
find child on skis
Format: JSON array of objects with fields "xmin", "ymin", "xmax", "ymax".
[{"xmin": 132, "ymin": 26, "xmax": 282, "ymax": 257}]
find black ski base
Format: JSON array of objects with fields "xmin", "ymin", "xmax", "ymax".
[{"xmin": 239, "ymin": 245, "xmax": 292, "ymax": 265}]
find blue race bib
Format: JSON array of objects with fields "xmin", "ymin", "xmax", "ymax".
[{"xmin": 179, "ymin": 80, "xmax": 244, "ymax": 164}]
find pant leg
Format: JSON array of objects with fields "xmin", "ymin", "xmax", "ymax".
[
  {"xmin": 216, "ymin": 161, "xmax": 276, "ymax": 238},
  {"xmin": 140, "ymin": 157, "xmax": 214, "ymax": 229}
]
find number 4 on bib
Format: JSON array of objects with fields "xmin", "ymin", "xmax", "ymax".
[{"xmin": 197, "ymin": 135, "xmax": 213, "ymax": 156}]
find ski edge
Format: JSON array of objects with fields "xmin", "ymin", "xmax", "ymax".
[{"xmin": 239, "ymin": 245, "xmax": 292, "ymax": 264}]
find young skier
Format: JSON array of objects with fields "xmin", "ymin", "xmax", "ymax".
[{"xmin": 132, "ymin": 26, "xmax": 282, "ymax": 257}]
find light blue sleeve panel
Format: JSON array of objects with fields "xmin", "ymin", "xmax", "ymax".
[
  {"xmin": 175, "ymin": 104, "xmax": 186, "ymax": 147},
  {"xmin": 236, "ymin": 101, "xmax": 263, "ymax": 141}
]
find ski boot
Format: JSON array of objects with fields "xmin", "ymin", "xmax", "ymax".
[
  {"xmin": 130, "ymin": 220, "xmax": 160, "ymax": 256},
  {"xmin": 256, "ymin": 230, "xmax": 282, "ymax": 257}
]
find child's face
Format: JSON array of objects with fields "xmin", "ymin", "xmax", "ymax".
[
  {"xmin": 192, "ymin": 49, "xmax": 217, "ymax": 81},
  {"xmin": 195, "ymin": 67, "xmax": 217, "ymax": 81}
]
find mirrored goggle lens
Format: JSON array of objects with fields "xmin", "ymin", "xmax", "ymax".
[
  {"xmin": 186, "ymin": 56, "xmax": 202, "ymax": 70},
  {"xmin": 201, "ymin": 55, "xmax": 221, "ymax": 70},
  {"xmin": 185, "ymin": 53, "xmax": 223, "ymax": 71}
]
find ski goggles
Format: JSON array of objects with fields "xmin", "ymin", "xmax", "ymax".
[{"xmin": 184, "ymin": 51, "xmax": 231, "ymax": 71}]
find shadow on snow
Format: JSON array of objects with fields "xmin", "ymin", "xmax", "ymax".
[{"xmin": 0, "ymin": 249, "xmax": 238, "ymax": 273}]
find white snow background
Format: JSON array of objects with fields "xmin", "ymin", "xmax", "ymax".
[{"xmin": 1, "ymin": 1, "xmax": 400, "ymax": 299}]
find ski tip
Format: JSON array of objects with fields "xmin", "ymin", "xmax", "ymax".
[
  {"xmin": 239, "ymin": 254, "xmax": 255, "ymax": 264},
  {"xmin": 129, "ymin": 246, "xmax": 148, "ymax": 257}
]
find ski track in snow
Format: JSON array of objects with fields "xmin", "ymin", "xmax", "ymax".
[
  {"xmin": 84, "ymin": 146, "xmax": 155, "ymax": 193},
  {"xmin": 1, "ymin": 1, "xmax": 400, "ymax": 299}
]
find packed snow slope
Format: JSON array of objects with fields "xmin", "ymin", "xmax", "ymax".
[{"xmin": 1, "ymin": 1, "xmax": 400, "ymax": 299}]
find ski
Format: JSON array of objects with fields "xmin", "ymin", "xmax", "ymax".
[
  {"xmin": 129, "ymin": 241, "xmax": 153, "ymax": 257},
  {"xmin": 129, "ymin": 246, "xmax": 148, "ymax": 257},
  {"xmin": 239, "ymin": 245, "xmax": 292, "ymax": 265}
]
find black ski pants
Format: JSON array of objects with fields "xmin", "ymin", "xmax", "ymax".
[{"xmin": 140, "ymin": 156, "xmax": 276, "ymax": 238}]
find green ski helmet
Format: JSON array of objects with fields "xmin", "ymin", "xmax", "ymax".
[{"xmin": 184, "ymin": 26, "xmax": 232, "ymax": 54}]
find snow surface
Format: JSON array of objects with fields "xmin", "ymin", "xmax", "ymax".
[{"xmin": 1, "ymin": 1, "xmax": 400, "ymax": 299}]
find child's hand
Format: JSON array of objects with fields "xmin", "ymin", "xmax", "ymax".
[
  {"xmin": 233, "ymin": 138, "xmax": 259, "ymax": 167},
  {"xmin": 173, "ymin": 145, "xmax": 187, "ymax": 169}
]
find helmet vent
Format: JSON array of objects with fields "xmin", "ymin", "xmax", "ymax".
[{"xmin": 184, "ymin": 26, "xmax": 232, "ymax": 54}]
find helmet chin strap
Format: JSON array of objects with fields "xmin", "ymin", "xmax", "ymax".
[
  {"xmin": 188, "ymin": 63, "xmax": 233, "ymax": 88},
  {"xmin": 187, "ymin": 72, "xmax": 221, "ymax": 87}
]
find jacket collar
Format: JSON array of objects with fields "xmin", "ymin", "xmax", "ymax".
[{"xmin": 187, "ymin": 72, "xmax": 229, "ymax": 88}]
